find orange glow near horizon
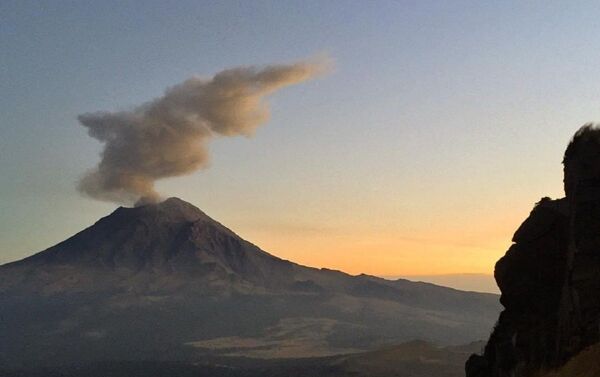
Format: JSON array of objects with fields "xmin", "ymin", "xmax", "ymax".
[
  {"xmin": 233, "ymin": 208, "xmax": 526, "ymax": 276},
  {"xmin": 182, "ymin": 172, "xmax": 566, "ymax": 277},
  {"xmin": 245, "ymin": 232, "xmax": 510, "ymax": 276}
]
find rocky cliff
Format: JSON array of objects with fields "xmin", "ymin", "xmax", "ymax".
[{"xmin": 466, "ymin": 124, "xmax": 600, "ymax": 377}]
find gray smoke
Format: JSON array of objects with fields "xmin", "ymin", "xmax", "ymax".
[{"xmin": 78, "ymin": 58, "xmax": 329, "ymax": 205}]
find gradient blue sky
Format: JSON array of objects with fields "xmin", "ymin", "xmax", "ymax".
[{"xmin": 2, "ymin": 1, "xmax": 600, "ymax": 275}]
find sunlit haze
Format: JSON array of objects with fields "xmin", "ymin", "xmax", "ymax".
[{"xmin": 2, "ymin": 1, "xmax": 599, "ymax": 278}]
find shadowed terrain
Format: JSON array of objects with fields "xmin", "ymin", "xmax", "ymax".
[
  {"xmin": 0, "ymin": 198, "xmax": 500, "ymax": 369},
  {"xmin": 0, "ymin": 340, "xmax": 485, "ymax": 377}
]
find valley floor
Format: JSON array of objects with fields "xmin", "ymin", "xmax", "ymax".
[{"xmin": 0, "ymin": 340, "xmax": 484, "ymax": 377}]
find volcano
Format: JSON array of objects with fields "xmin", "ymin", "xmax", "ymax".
[{"xmin": 0, "ymin": 198, "xmax": 500, "ymax": 367}]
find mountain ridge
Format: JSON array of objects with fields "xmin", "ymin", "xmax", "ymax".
[{"xmin": 0, "ymin": 197, "xmax": 501, "ymax": 367}]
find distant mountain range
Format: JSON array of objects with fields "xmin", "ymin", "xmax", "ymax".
[
  {"xmin": 0, "ymin": 198, "xmax": 500, "ymax": 368},
  {"xmin": 386, "ymin": 274, "xmax": 499, "ymax": 294}
]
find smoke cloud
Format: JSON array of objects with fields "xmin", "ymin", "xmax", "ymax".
[{"xmin": 78, "ymin": 58, "xmax": 329, "ymax": 205}]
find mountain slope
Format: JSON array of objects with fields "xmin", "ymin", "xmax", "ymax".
[{"xmin": 0, "ymin": 198, "xmax": 500, "ymax": 367}]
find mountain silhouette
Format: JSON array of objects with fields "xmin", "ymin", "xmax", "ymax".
[
  {"xmin": 0, "ymin": 198, "xmax": 500, "ymax": 368},
  {"xmin": 3, "ymin": 198, "xmax": 298, "ymax": 293}
]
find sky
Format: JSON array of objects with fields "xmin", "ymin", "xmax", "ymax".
[{"xmin": 2, "ymin": 1, "xmax": 600, "ymax": 277}]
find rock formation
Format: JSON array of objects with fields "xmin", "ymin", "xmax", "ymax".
[{"xmin": 466, "ymin": 124, "xmax": 600, "ymax": 377}]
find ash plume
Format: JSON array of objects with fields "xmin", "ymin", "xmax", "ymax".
[{"xmin": 78, "ymin": 58, "xmax": 329, "ymax": 205}]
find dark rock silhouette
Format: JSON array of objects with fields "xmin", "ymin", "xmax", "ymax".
[{"xmin": 466, "ymin": 124, "xmax": 600, "ymax": 377}]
